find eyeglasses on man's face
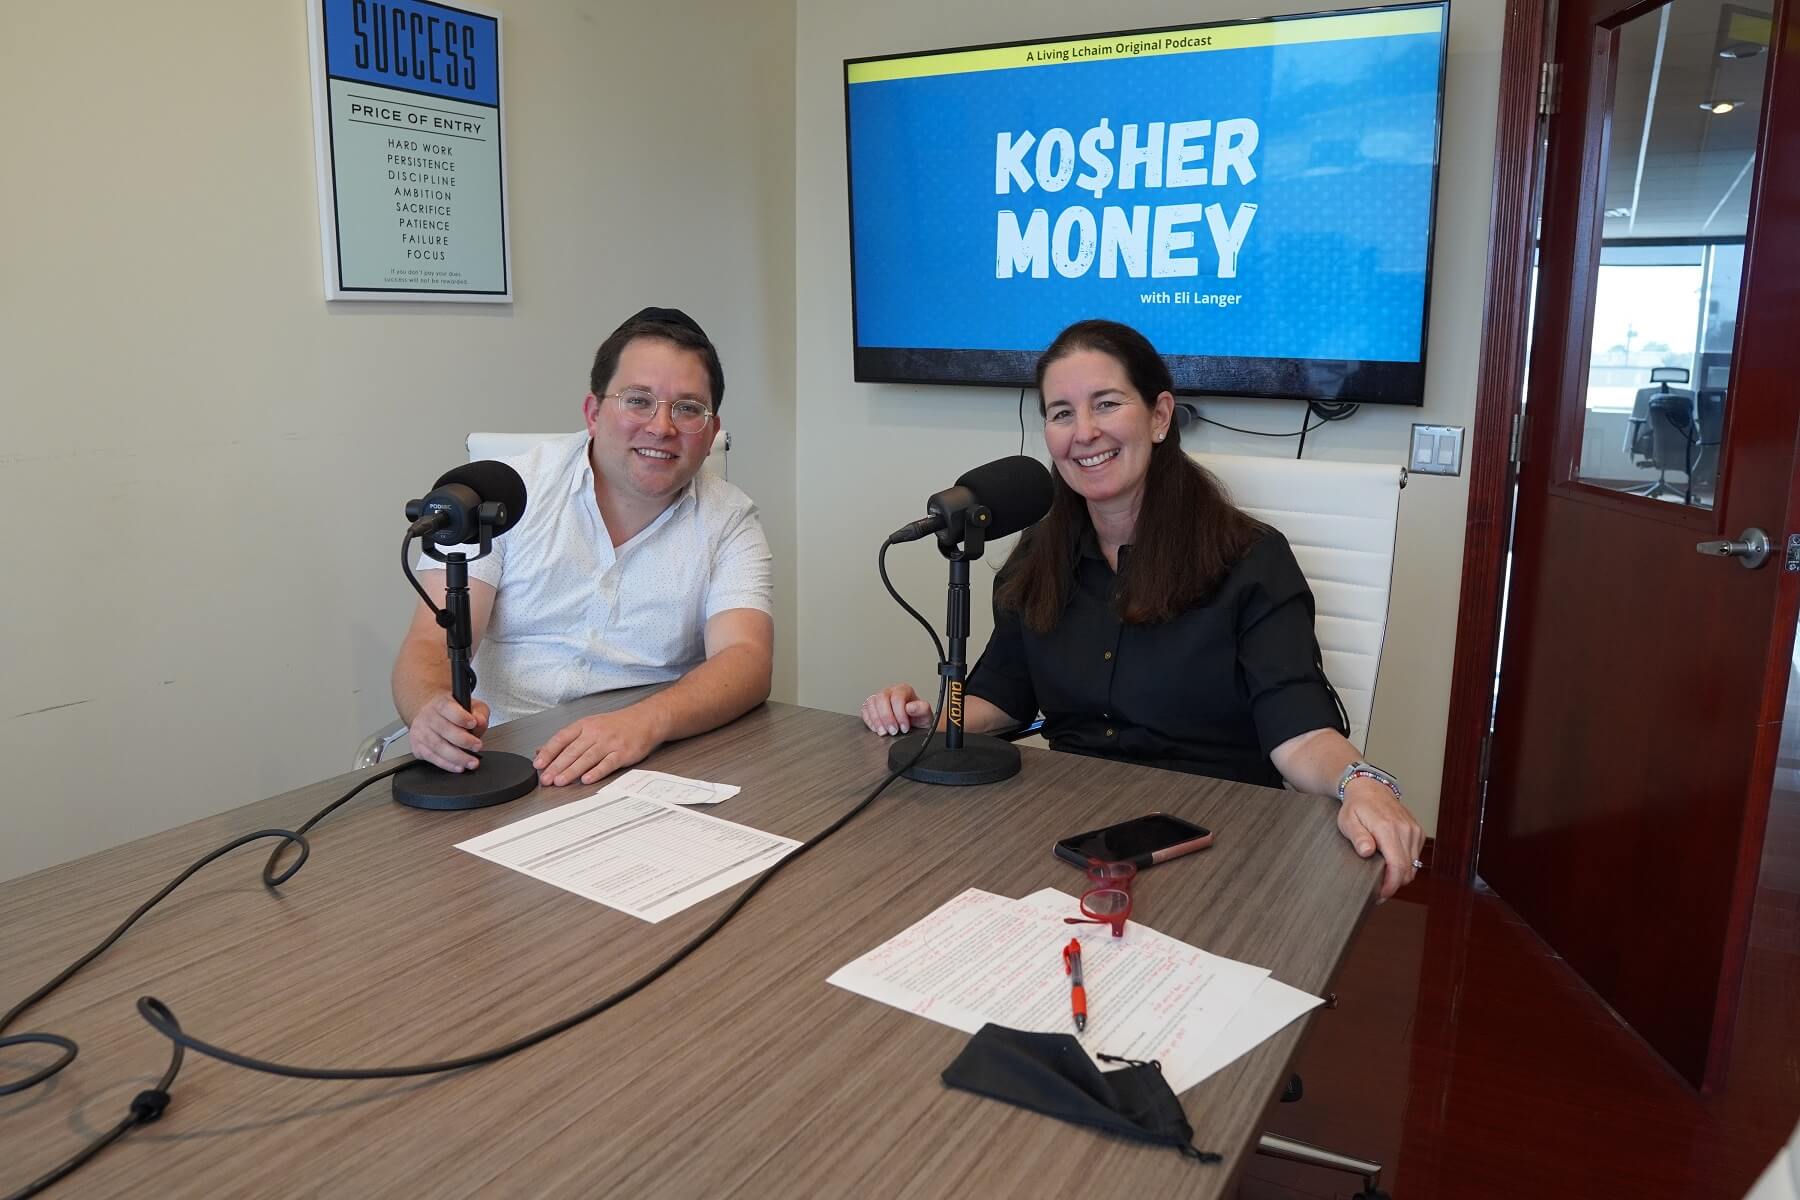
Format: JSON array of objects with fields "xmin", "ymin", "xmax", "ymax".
[{"xmin": 604, "ymin": 388, "xmax": 717, "ymax": 434}]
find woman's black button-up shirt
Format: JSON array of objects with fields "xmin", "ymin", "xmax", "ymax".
[{"xmin": 967, "ymin": 527, "xmax": 1347, "ymax": 788}]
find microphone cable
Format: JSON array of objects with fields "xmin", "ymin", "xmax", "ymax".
[
  {"xmin": 1295, "ymin": 400, "xmax": 1359, "ymax": 459},
  {"xmin": 878, "ymin": 537, "xmax": 947, "ymax": 664},
  {"xmin": 1006, "ymin": 387, "xmax": 1041, "ymax": 575},
  {"xmin": 1, "ymin": 536, "xmax": 951, "ymax": 1197},
  {"xmin": 402, "ymin": 525, "xmax": 460, "ymax": 624},
  {"xmin": 0, "ymin": 765, "xmax": 402, "ymax": 1200}
]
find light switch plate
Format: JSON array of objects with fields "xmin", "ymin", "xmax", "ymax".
[{"xmin": 1409, "ymin": 424, "xmax": 1463, "ymax": 476}]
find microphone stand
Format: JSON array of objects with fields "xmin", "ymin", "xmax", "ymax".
[
  {"xmin": 887, "ymin": 507, "xmax": 1023, "ymax": 785},
  {"xmin": 393, "ymin": 522, "xmax": 539, "ymax": 811}
]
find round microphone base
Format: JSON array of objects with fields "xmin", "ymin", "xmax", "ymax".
[
  {"xmin": 393, "ymin": 752, "xmax": 538, "ymax": 811},
  {"xmin": 887, "ymin": 733, "xmax": 1022, "ymax": 786}
]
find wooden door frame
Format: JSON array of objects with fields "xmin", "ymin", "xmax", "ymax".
[
  {"xmin": 1701, "ymin": 0, "xmax": 1800, "ymax": 1083},
  {"xmin": 1438, "ymin": 2, "xmax": 1800, "ymax": 1036},
  {"xmin": 1433, "ymin": 0, "xmax": 1553, "ymax": 883}
]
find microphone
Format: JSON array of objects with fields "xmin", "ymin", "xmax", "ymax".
[
  {"xmin": 405, "ymin": 461, "xmax": 529, "ymax": 546},
  {"xmin": 393, "ymin": 458, "xmax": 537, "ymax": 814},
  {"xmin": 888, "ymin": 455, "xmax": 1054, "ymax": 547},
  {"xmin": 879, "ymin": 455, "xmax": 1053, "ymax": 788}
]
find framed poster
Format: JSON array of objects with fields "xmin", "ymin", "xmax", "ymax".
[{"xmin": 307, "ymin": 0, "xmax": 512, "ymax": 301}]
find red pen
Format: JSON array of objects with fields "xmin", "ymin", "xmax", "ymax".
[{"xmin": 1063, "ymin": 938, "xmax": 1087, "ymax": 1032}]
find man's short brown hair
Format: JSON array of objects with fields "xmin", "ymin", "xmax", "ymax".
[{"xmin": 588, "ymin": 307, "xmax": 725, "ymax": 411}]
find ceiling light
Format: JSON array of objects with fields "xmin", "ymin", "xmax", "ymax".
[
  {"xmin": 1604, "ymin": 207, "xmax": 1632, "ymax": 218},
  {"xmin": 1718, "ymin": 42, "xmax": 1766, "ymax": 59},
  {"xmin": 1699, "ymin": 100, "xmax": 1740, "ymax": 114}
]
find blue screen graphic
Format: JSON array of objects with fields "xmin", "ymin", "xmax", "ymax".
[{"xmin": 846, "ymin": 11, "xmax": 1446, "ymax": 374}]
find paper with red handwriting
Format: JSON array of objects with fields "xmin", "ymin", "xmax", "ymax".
[
  {"xmin": 1018, "ymin": 889, "xmax": 1325, "ymax": 1092},
  {"xmin": 827, "ymin": 887, "xmax": 1271, "ymax": 1092}
]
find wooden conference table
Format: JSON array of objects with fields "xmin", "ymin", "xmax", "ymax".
[{"xmin": 0, "ymin": 693, "xmax": 1380, "ymax": 1198}]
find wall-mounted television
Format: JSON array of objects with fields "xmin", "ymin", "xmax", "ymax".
[{"xmin": 843, "ymin": 3, "xmax": 1449, "ymax": 405}]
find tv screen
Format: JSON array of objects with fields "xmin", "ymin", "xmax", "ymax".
[{"xmin": 843, "ymin": 3, "xmax": 1449, "ymax": 405}]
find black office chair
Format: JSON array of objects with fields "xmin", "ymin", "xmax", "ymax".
[
  {"xmin": 1647, "ymin": 393, "xmax": 1699, "ymax": 503},
  {"xmin": 1690, "ymin": 391, "xmax": 1724, "ymax": 493},
  {"xmin": 1624, "ymin": 368, "xmax": 1695, "ymax": 501}
]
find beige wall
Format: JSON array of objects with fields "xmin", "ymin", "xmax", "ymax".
[
  {"xmin": 0, "ymin": 0, "xmax": 797, "ymax": 881},
  {"xmin": 1, "ymin": 0, "xmax": 1502, "ymax": 881},
  {"xmin": 794, "ymin": 0, "xmax": 1504, "ymax": 835}
]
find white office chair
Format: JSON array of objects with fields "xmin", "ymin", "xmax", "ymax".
[
  {"xmin": 1006, "ymin": 451, "xmax": 1403, "ymax": 753},
  {"xmin": 1195, "ymin": 453, "xmax": 1403, "ymax": 1199},
  {"xmin": 998, "ymin": 449, "xmax": 1404, "ymax": 1198},
  {"xmin": 354, "ymin": 427, "xmax": 730, "ymax": 768},
  {"xmin": 465, "ymin": 428, "xmax": 730, "ymax": 474},
  {"xmin": 1191, "ymin": 451, "xmax": 1403, "ymax": 753}
]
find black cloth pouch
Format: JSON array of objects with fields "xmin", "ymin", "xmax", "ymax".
[{"xmin": 940, "ymin": 1023, "xmax": 1222, "ymax": 1163}]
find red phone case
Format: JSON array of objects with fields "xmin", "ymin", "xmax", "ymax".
[{"xmin": 1147, "ymin": 829, "xmax": 1215, "ymax": 864}]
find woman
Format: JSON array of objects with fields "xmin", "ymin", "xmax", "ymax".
[{"xmin": 860, "ymin": 319, "xmax": 1424, "ymax": 898}]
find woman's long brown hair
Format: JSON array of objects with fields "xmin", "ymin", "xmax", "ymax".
[{"xmin": 996, "ymin": 320, "xmax": 1263, "ymax": 633}]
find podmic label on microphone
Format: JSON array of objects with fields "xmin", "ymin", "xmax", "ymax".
[{"xmin": 308, "ymin": 0, "xmax": 513, "ymax": 301}]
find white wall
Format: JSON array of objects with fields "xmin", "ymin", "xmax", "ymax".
[
  {"xmin": 1, "ymin": 0, "xmax": 1503, "ymax": 879},
  {"xmin": 795, "ymin": 0, "xmax": 1504, "ymax": 835},
  {"xmin": 0, "ymin": 0, "xmax": 796, "ymax": 881}
]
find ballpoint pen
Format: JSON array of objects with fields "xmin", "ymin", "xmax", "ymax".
[{"xmin": 1062, "ymin": 938, "xmax": 1087, "ymax": 1033}]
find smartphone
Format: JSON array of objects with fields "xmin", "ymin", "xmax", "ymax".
[{"xmin": 1053, "ymin": 812, "xmax": 1214, "ymax": 870}]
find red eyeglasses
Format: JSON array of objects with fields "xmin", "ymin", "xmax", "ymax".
[{"xmin": 1064, "ymin": 859, "xmax": 1136, "ymax": 937}]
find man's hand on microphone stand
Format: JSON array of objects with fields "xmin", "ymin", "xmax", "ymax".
[{"xmin": 408, "ymin": 693, "xmax": 492, "ymax": 773}]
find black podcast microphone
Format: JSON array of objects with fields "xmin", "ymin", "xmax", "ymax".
[
  {"xmin": 888, "ymin": 455, "xmax": 1054, "ymax": 547},
  {"xmin": 405, "ymin": 460, "xmax": 529, "ymax": 546},
  {"xmin": 881, "ymin": 455, "xmax": 1053, "ymax": 788},
  {"xmin": 394, "ymin": 458, "xmax": 536, "ymax": 813}
]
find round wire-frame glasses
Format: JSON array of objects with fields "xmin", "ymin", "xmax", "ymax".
[{"xmin": 604, "ymin": 388, "xmax": 716, "ymax": 434}]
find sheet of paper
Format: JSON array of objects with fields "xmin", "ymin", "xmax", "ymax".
[
  {"xmin": 1019, "ymin": 889, "xmax": 1324, "ymax": 1091},
  {"xmin": 600, "ymin": 768, "xmax": 740, "ymax": 806},
  {"xmin": 456, "ymin": 791, "xmax": 797, "ymax": 922},
  {"xmin": 1187, "ymin": 977, "xmax": 1324, "ymax": 1084},
  {"xmin": 827, "ymin": 888, "xmax": 1269, "ymax": 1092}
]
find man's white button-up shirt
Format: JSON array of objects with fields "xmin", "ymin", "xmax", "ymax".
[{"xmin": 418, "ymin": 432, "xmax": 773, "ymax": 725}]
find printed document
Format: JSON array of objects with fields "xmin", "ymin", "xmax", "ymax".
[
  {"xmin": 456, "ymin": 790, "xmax": 797, "ymax": 923},
  {"xmin": 599, "ymin": 768, "xmax": 740, "ymax": 806},
  {"xmin": 828, "ymin": 888, "xmax": 1272, "ymax": 1092},
  {"xmin": 1018, "ymin": 889, "xmax": 1324, "ymax": 1090}
]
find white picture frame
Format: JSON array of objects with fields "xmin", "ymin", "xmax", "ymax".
[{"xmin": 306, "ymin": 0, "xmax": 513, "ymax": 302}]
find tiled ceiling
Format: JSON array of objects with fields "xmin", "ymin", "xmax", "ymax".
[{"xmin": 1599, "ymin": 2, "xmax": 1770, "ymax": 240}]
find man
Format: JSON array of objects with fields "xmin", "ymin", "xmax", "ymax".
[{"xmin": 391, "ymin": 307, "xmax": 774, "ymax": 788}]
